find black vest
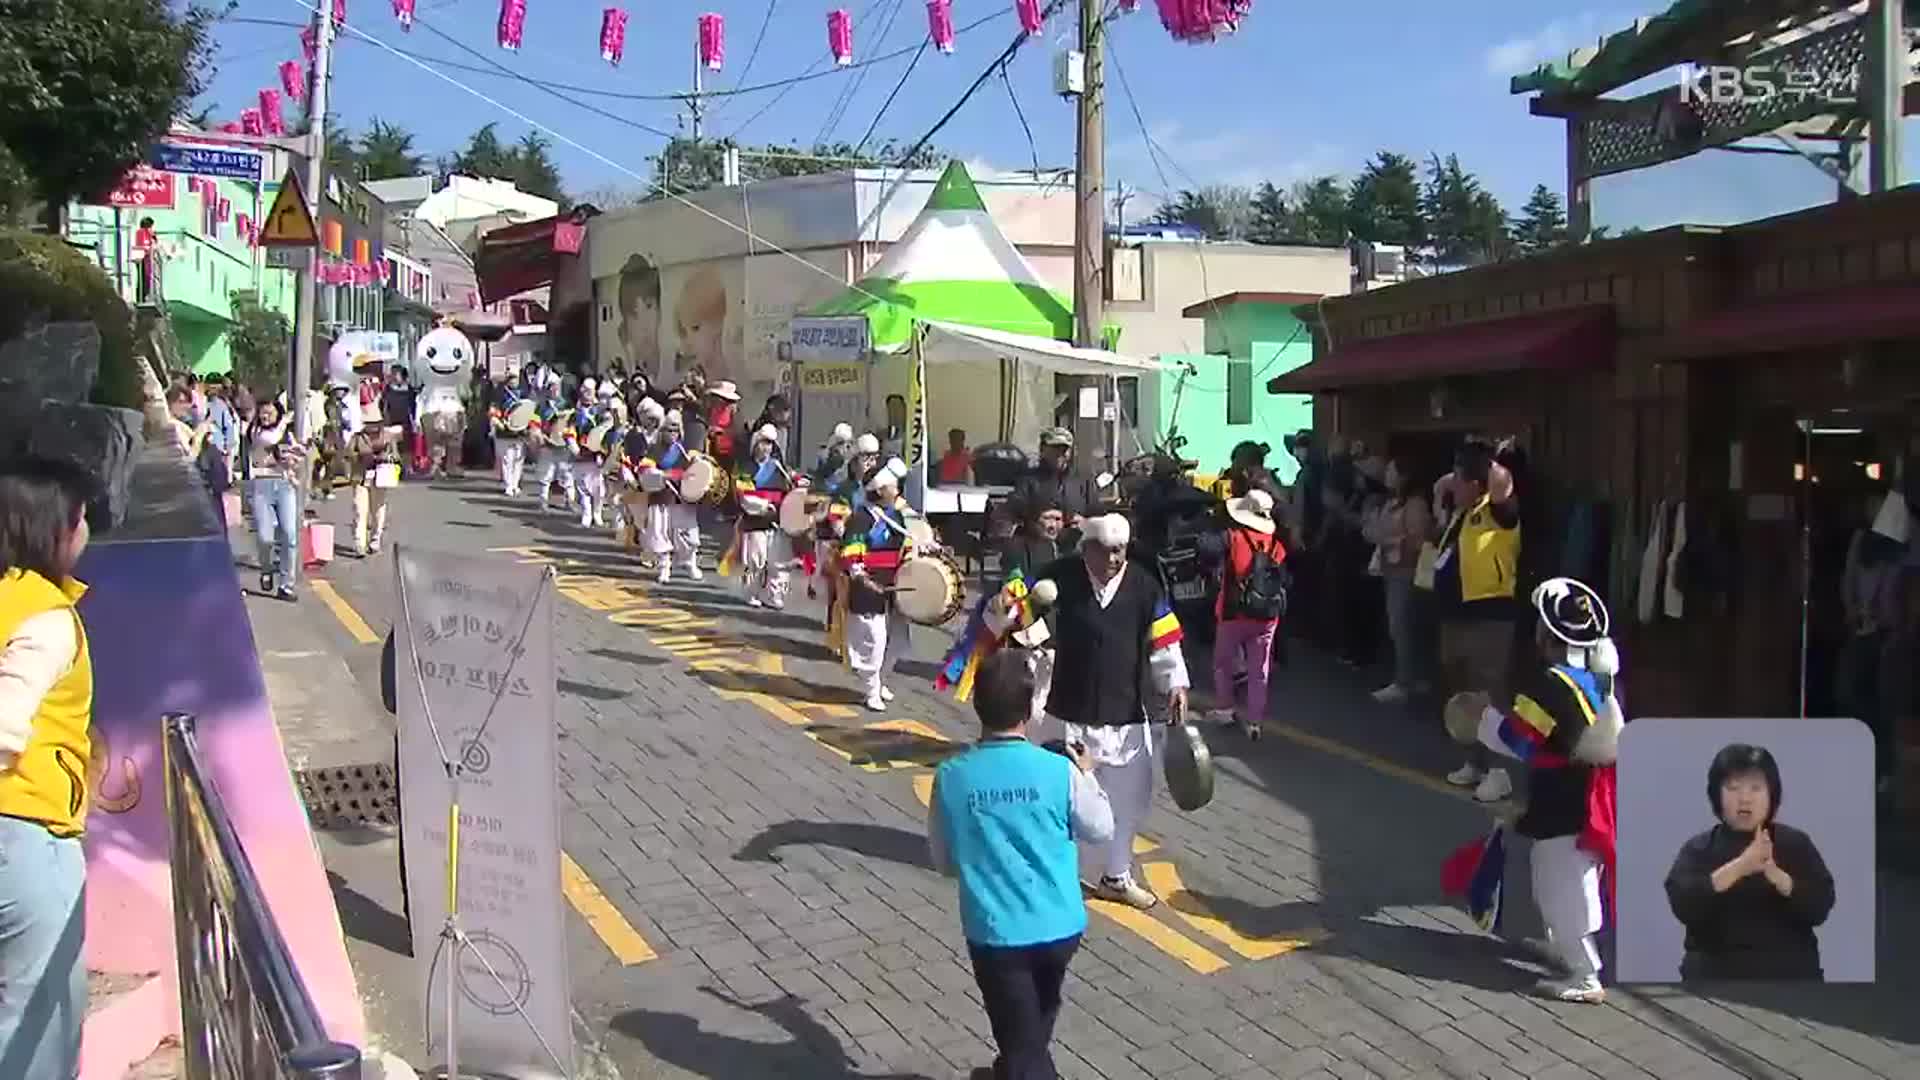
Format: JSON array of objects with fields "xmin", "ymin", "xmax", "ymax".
[{"xmin": 1041, "ymin": 557, "xmax": 1166, "ymax": 728}]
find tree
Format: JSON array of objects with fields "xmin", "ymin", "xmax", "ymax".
[
  {"xmin": 0, "ymin": 0, "xmax": 214, "ymax": 221},
  {"xmin": 1247, "ymin": 182, "xmax": 1295, "ymax": 246},
  {"xmin": 1421, "ymin": 154, "xmax": 1509, "ymax": 266},
  {"xmin": 227, "ymin": 289, "xmax": 291, "ymax": 397},
  {"xmin": 573, "ymin": 184, "xmax": 649, "ymax": 211},
  {"xmin": 450, "ymin": 123, "xmax": 513, "ymax": 180},
  {"xmin": 1465, "ymin": 190, "xmax": 1512, "ymax": 263},
  {"xmin": 1511, "ymin": 184, "xmax": 1569, "ymax": 254},
  {"xmin": 648, "ymin": 136, "xmax": 944, "ymax": 196},
  {"xmin": 1148, "ymin": 185, "xmax": 1252, "ymax": 240},
  {"xmin": 1289, "ymin": 177, "xmax": 1349, "ymax": 246},
  {"xmin": 322, "ymin": 116, "xmax": 358, "ymax": 179},
  {"xmin": 1346, "ymin": 151, "xmax": 1425, "ymax": 248},
  {"xmin": 507, "ymin": 131, "xmax": 564, "ymax": 204},
  {"xmin": 358, "ymin": 119, "xmax": 424, "ymax": 181}
]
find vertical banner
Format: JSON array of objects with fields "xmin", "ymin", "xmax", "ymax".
[
  {"xmin": 904, "ymin": 327, "xmax": 930, "ymax": 509},
  {"xmin": 394, "ymin": 550, "xmax": 573, "ymax": 1078}
]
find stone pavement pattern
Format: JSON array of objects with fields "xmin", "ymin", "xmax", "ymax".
[{"xmin": 286, "ymin": 476, "xmax": 1920, "ymax": 1080}]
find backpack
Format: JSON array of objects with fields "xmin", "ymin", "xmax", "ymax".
[{"xmin": 1228, "ymin": 533, "xmax": 1288, "ymax": 620}]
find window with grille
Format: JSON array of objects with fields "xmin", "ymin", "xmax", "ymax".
[{"xmin": 1226, "ymin": 357, "xmax": 1252, "ymax": 425}]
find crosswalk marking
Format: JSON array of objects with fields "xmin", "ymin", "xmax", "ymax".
[{"xmin": 560, "ymin": 852, "xmax": 657, "ymax": 965}]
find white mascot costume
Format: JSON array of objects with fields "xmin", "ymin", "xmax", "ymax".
[{"xmin": 414, "ymin": 326, "xmax": 475, "ymax": 478}]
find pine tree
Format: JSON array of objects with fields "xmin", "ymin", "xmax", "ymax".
[
  {"xmin": 1248, "ymin": 182, "xmax": 1295, "ymax": 245},
  {"xmin": 1346, "ymin": 151, "xmax": 1425, "ymax": 248},
  {"xmin": 1512, "ymin": 184, "xmax": 1569, "ymax": 254},
  {"xmin": 358, "ymin": 119, "xmax": 424, "ymax": 181},
  {"xmin": 1289, "ymin": 177, "xmax": 1349, "ymax": 246}
]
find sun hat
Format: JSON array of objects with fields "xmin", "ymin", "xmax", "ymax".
[{"xmin": 1226, "ymin": 489, "xmax": 1277, "ymax": 534}]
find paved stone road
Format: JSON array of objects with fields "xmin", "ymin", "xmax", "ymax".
[{"xmin": 293, "ymin": 475, "xmax": 1919, "ymax": 1080}]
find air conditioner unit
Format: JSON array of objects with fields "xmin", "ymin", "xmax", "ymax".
[
  {"xmin": 1054, "ymin": 50, "xmax": 1085, "ymax": 96},
  {"xmin": 1373, "ymin": 244, "xmax": 1406, "ymax": 279}
]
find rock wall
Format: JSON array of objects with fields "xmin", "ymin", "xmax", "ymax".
[{"xmin": 0, "ymin": 319, "xmax": 149, "ymax": 531}]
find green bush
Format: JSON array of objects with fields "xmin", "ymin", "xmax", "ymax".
[{"xmin": 0, "ymin": 227, "xmax": 139, "ymax": 408}]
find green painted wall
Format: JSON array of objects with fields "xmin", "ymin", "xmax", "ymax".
[
  {"xmin": 66, "ymin": 173, "xmax": 297, "ymax": 374},
  {"xmin": 1155, "ymin": 302, "xmax": 1313, "ymax": 484}
]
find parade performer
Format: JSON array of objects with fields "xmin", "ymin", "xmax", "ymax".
[
  {"xmin": 570, "ymin": 388, "xmax": 610, "ymax": 529},
  {"xmin": 489, "ymin": 374, "xmax": 530, "ymax": 497},
  {"xmin": 532, "ymin": 380, "xmax": 575, "ymax": 513},
  {"xmin": 1445, "ymin": 575, "xmax": 1622, "ymax": 1004},
  {"xmin": 642, "ymin": 410, "xmax": 703, "ymax": 583},
  {"xmin": 1027, "ymin": 514, "xmax": 1190, "ymax": 910},
  {"xmin": 620, "ymin": 398, "xmax": 667, "ymax": 557},
  {"xmin": 412, "ymin": 326, "xmax": 474, "ymax": 479},
  {"xmin": 814, "ymin": 422, "xmax": 855, "ymax": 482},
  {"xmin": 815, "ymin": 432, "xmax": 882, "ymax": 605},
  {"xmin": 729, "ymin": 425, "xmax": 796, "ymax": 608},
  {"xmin": 841, "ymin": 459, "xmax": 914, "ymax": 712}
]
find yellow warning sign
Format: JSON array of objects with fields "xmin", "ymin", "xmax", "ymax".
[{"xmin": 260, "ymin": 168, "xmax": 317, "ymax": 247}]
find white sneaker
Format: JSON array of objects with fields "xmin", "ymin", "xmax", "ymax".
[
  {"xmin": 688, "ymin": 565, "xmax": 704, "ymax": 581},
  {"xmin": 1092, "ymin": 875, "xmax": 1158, "ymax": 910},
  {"xmin": 880, "ymin": 686, "xmax": 896, "ymax": 703},
  {"xmin": 1536, "ymin": 975, "xmax": 1605, "ymax": 1004},
  {"xmin": 1371, "ymin": 684, "xmax": 1410, "ymax": 704},
  {"xmin": 1446, "ymin": 764, "xmax": 1485, "ymax": 788},
  {"xmin": 865, "ymin": 693, "xmax": 888, "ymax": 713},
  {"xmin": 1474, "ymin": 768, "xmax": 1514, "ymax": 803},
  {"xmin": 747, "ymin": 596, "xmax": 763, "ymax": 608},
  {"xmin": 656, "ymin": 566, "xmax": 671, "ymax": 584}
]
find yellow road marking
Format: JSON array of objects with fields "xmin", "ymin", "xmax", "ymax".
[
  {"xmin": 1085, "ymin": 897, "xmax": 1231, "ymax": 973},
  {"xmin": 309, "ymin": 580, "xmax": 380, "ymax": 645},
  {"xmin": 865, "ymin": 718, "xmax": 948, "ymax": 742},
  {"xmin": 560, "ymin": 852, "xmax": 656, "ymax": 965},
  {"xmin": 1141, "ymin": 862, "xmax": 1323, "ymax": 960},
  {"xmin": 1267, "ymin": 723, "xmax": 1473, "ymax": 803},
  {"xmin": 912, "ymin": 773, "xmax": 934, "ymax": 806}
]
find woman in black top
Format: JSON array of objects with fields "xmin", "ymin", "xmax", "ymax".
[{"xmin": 1664, "ymin": 744, "xmax": 1836, "ymax": 980}]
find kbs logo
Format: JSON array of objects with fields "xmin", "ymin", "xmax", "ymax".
[{"xmin": 1675, "ymin": 63, "xmax": 1859, "ymax": 106}]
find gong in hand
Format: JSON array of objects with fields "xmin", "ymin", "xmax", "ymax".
[{"xmin": 1444, "ymin": 691, "xmax": 1492, "ymax": 747}]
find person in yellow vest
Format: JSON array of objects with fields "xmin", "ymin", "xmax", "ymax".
[
  {"xmin": 0, "ymin": 457, "xmax": 98, "ymax": 1080},
  {"xmin": 1429, "ymin": 437, "xmax": 1522, "ymax": 803}
]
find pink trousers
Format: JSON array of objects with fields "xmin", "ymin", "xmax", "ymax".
[{"xmin": 1213, "ymin": 617, "xmax": 1278, "ymax": 722}]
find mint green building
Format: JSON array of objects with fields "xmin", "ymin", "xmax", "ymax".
[
  {"xmin": 1155, "ymin": 292, "xmax": 1316, "ymax": 485},
  {"xmin": 67, "ymin": 166, "xmax": 297, "ymax": 375}
]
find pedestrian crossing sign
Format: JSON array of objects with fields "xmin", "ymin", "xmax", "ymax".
[{"xmin": 260, "ymin": 168, "xmax": 318, "ymax": 247}]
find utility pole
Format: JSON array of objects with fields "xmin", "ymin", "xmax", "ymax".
[
  {"xmin": 1867, "ymin": 0, "xmax": 1905, "ymax": 193},
  {"xmin": 1071, "ymin": 0, "xmax": 1107, "ymax": 469},
  {"xmin": 689, "ymin": 36, "xmax": 706, "ymax": 142},
  {"xmin": 1112, "ymin": 181, "xmax": 1133, "ymax": 240},
  {"xmin": 288, "ymin": 2, "xmax": 333, "ymax": 583}
]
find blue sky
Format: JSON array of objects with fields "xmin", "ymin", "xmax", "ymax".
[{"xmin": 203, "ymin": 0, "xmax": 1917, "ymax": 230}]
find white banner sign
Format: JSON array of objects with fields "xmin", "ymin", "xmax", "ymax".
[
  {"xmin": 394, "ymin": 550, "xmax": 572, "ymax": 1078},
  {"xmin": 789, "ymin": 316, "xmax": 870, "ymax": 361},
  {"xmin": 795, "ymin": 361, "xmax": 868, "ymax": 468}
]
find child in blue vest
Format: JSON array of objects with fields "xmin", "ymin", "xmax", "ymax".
[{"xmin": 928, "ymin": 649, "xmax": 1113, "ymax": 1079}]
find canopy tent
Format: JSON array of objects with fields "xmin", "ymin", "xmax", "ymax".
[
  {"xmin": 806, "ymin": 161, "xmax": 1075, "ymax": 351},
  {"xmin": 917, "ymin": 319, "xmax": 1166, "ymax": 376}
]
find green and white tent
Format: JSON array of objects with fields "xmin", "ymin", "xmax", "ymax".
[{"xmin": 807, "ymin": 161, "xmax": 1075, "ymax": 351}]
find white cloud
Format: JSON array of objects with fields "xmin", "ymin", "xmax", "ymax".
[{"xmin": 1483, "ymin": 12, "xmax": 1620, "ymax": 78}]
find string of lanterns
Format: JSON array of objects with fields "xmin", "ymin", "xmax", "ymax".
[{"xmin": 212, "ymin": 0, "xmax": 1255, "ymax": 136}]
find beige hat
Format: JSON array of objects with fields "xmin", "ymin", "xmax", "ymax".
[
  {"xmin": 831, "ymin": 422, "xmax": 854, "ymax": 443},
  {"xmin": 1226, "ymin": 489, "xmax": 1277, "ymax": 534},
  {"xmin": 753, "ymin": 424, "xmax": 780, "ymax": 445},
  {"xmin": 1081, "ymin": 513, "xmax": 1131, "ymax": 548},
  {"xmin": 1039, "ymin": 426, "xmax": 1074, "ymax": 448},
  {"xmin": 707, "ymin": 380, "xmax": 740, "ymax": 402},
  {"xmin": 855, "ymin": 433, "xmax": 882, "ymax": 454},
  {"xmin": 867, "ymin": 462, "xmax": 903, "ymax": 493}
]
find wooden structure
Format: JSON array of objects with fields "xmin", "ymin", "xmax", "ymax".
[{"xmin": 1274, "ymin": 187, "xmax": 1920, "ymax": 807}]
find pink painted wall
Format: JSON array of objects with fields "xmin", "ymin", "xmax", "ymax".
[{"xmin": 75, "ymin": 535, "xmax": 365, "ymax": 1074}]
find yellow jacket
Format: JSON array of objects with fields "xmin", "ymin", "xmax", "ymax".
[
  {"xmin": 0, "ymin": 568, "xmax": 94, "ymax": 836},
  {"xmin": 1453, "ymin": 495, "xmax": 1521, "ymax": 602}
]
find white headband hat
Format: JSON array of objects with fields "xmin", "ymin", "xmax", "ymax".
[
  {"xmin": 831, "ymin": 422, "xmax": 855, "ymax": 443},
  {"xmin": 754, "ymin": 424, "xmax": 780, "ymax": 445},
  {"xmin": 663, "ymin": 409, "xmax": 684, "ymax": 428},
  {"xmin": 638, "ymin": 398, "xmax": 666, "ymax": 420},
  {"xmin": 1081, "ymin": 513, "xmax": 1131, "ymax": 549},
  {"xmin": 867, "ymin": 457, "xmax": 907, "ymax": 492},
  {"xmin": 855, "ymin": 433, "xmax": 882, "ymax": 454}
]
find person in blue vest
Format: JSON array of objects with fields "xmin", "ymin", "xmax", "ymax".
[{"xmin": 928, "ymin": 648, "xmax": 1113, "ymax": 1080}]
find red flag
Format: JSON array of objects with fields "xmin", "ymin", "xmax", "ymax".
[
  {"xmin": 1016, "ymin": 0, "xmax": 1043, "ymax": 35},
  {"xmin": 497, "ymin": 0, "xmax": 526, "ymax": 50},
  {"xmin": 926, "ymin": 0, "xmax": 955, "ymax": 54},
  {"xmin": 698, "ymin": 13, "xmax": 724, "ymax": 70},
  {"xmin": 827, "ymin": 10, "xmax": 853, "ymax": 66},
  {"xmin": 599, "ymin": 7, "xmax": 627, "ymax": 65},
  {"xmin": 393, "ymin": 0, "xmax": 415, "ymax": 30},
  {"xmin": 279, "ymin": 60, "xmax": 305, "ymax": 101}
]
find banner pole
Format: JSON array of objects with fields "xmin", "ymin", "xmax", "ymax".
[{"xmin": 444, "ymin": 782, "xmax": 462, "ymax": 1079}]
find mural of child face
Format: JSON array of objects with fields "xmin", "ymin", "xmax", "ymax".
[
  {"xmin": 674, "ymin": 267, "xmax": 729, "ymax": 384},
  {"xmin": 617, "ymin": 255, "xmax": 663, "ymax": 381}
]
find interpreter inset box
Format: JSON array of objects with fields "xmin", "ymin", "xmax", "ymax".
[{"xmin": 1615, "ymin": 717, "xmax": 1876, "ymax": 984}]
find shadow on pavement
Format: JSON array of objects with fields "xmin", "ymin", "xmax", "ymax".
[
  {"xmin": 611, "ymin": 988, "xmax": 936, "ymax": 1080},
  {"xmin": 326, "ymin": 870, "xmax": 412, "ymax": 958},
  {"xmin": 736, "ymin": 821, "xmax": 933, "ymax": 872},
  {"xmin": 589, "ymin": 647, "xmax": 670, "ymax": 667},
  {"xmin": 728, "ymin": 630, "xmax": 841, "ymax": 664},
  {"xmin": 558, "ymin": 678, "xmax": 632, "ymax": 701}
]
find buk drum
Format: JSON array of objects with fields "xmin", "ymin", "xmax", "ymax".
[
  {"xmin": 504, "ymin": 400, "xmax": 538, "ymax": 433},
  {"xmin": 904, "ymin": 515, "xmax": 938, "ymax": 552},
  {"xmin": 894, "ymin": 551, "xmax": 966, "ymax": 626},
  {"xmin": 678, "ymin": 456, "xmax": 719, "ymax": 503},
  {"xmin": 584, "ymin": 420, "xmax": 618, "ymax": 454},
  {"xmin": 780, "ymin": 492, "xmax": 825, "ymax": 537},
  {"xmin": 637, "ymin": 468, "xmax": 668, "ymax": 493},
  {"xmin": 738, "ymin": 493, "xmax": 776, "ymax": 518}
]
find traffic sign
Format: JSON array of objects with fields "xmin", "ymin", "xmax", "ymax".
[
  {"xmin": 149, "ymin": 143, "xmax": 261, "ymax": 180},
  {"xmin": 264, "ymin": 247, "xmax": 311, "ymax": 270},
  {"xmin": 95, "ymin": 165, "xmax": 175, "ymax": 210},
  {"xmin": 260, "ymin": 169, "xmax": 318, "ymax": 248}
]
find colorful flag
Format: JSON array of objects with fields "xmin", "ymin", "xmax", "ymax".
[
  {"xmin": 279, "ymin": 60, "xmax": 305, "ymax": 101},
  {"xmin": 599, "ymin": 7, "xmax": 627, "ymax": 65},
  {"xmin": 301, "ymin": 24, "xmax": 317, "ymax": 60},
  {"xmin": 827, "ymin": 10, "xmax": 853, "ymax": 66},
  {"xmin": 926, "ymin": 0, "xmax": 955, "ymax": 54},
  {"xmin": 240, "ymin": 108, "xmax": 264, "ymax": 136},
  {"xmin": 498, "ymin": 0, "xmax": 526, "ymax": 50},
  {"xmin": 1016, "ymin": 0, "xmax": 1044, "ymax": 35},
  {"xmin": 1440, "ymin": 823, "xmax": 1507, "ymax": 933},
  {"xmin": 393, "ymin": 0, "xmax": 415, "ymax": 30},
  {"xmin": 259, "ymin": 89, "xmax": 285, "ymax": 135},
  {"xmin": 332, "ymin": 0, "xmax": 347, "ymax": 25},
  {"xmin": 698, "ymin": 13, "xmax": 725, "ymax": 70}
]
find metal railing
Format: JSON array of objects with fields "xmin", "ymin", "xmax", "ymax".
[{"xmin": 162, "ymin": 713, "xmax": 363, "ymax": 1080}]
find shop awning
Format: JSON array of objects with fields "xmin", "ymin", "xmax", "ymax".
[
  {"xmin": 1267, "ymin": 305, "xmax": 1616, "ymax": 393},
  {"xmin": 473, "ymin": 210, "xmax": 590, "ymax": 305},
  {"xmin": 1656, "ymin": 281, "xmax": 1920, "ymax": 360}
]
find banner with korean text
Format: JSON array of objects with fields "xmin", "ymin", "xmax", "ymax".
[{"xmin": 393, "ymin": 549, "xmax": 572, "ymax": 1078}]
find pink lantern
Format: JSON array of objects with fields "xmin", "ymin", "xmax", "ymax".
[
  {"xmin": 1156, "ymin": 0, "xmax": 1252, "ymax": 43},
  {"xmin": 279, "ymin": 60, "xmax": 304, "ymax": 101},
  {"xmin": 1016, "ymin": 0, "xmax": 1044, "ymax": 35},
  {"xmin": 698, "ymin": 13, "xmax": 724, "ymax": 71},
  {"xmin": 1117, "ymin": 0, "xmax": 1139, "ymax": 10},
  {"xmin": 393, "ymin": 0, "xmax": 415, "ymax": 30},
  {"xmin": 241, "ymin": 108, "xmax": 264, "ymax": 136},
  {"xmin": 332, "ymin": 0, "xmax": 347, "ymax": 25},
  {"xmin": 219, "ymin": 122, "xmax": 242, "ymax": 134},
  {"xmin": 827, "ymin": 10, "xmax": 853, "ymax": 66},
  {"xmin": 926, "ymin": 0, "xmax": 955, "ymax": 53},
  {"xmin": 600, "ymin": 8, "xmax": 627, "ymax": 65},
  {"xmin": 218, "ymin": 197, "xmax": 231, "ymax": 223},
  {"xmin": 258, "ymin": 89, "xmax": 285, "ymax": 135},
  {"xmin": 498, "ymin": 0, "xmax": 526, "ymax": 50},
  {"xmin": 300, "ymin": 24, "xmax": 317, "ymax": 61}
]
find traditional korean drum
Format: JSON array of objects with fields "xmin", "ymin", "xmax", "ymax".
[
  {"xmin": 894, "ymin": 550, "xmax": 966, "ymax": 626},
  {"xmin": 637, "ymin": 467, "xmax": 667, "ymax": 493},
  {"xmin": 1445, "ymin": 691, "xmax": 1491, "ymax": 747},
  {"xmin": 678, "ymin": 456, "xmax": 719, "ymax": 503},
  {"xmin": 584, "ymin": 420, "xmax": 618, "ymax": 454},
  {"xmin": 739, "ymin": 493, "xmax": 776, "ymax": 518},
  {"xmin": 903, "ymin": 515, "xmax": 938, "ymax": 551},
  {"xmin": 780, "ymin": 492, "xmax": 826, "ymax": 537},
  {"xmin": 504, "ymin": 400, "xmax": 538, "ymax": 434}
]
